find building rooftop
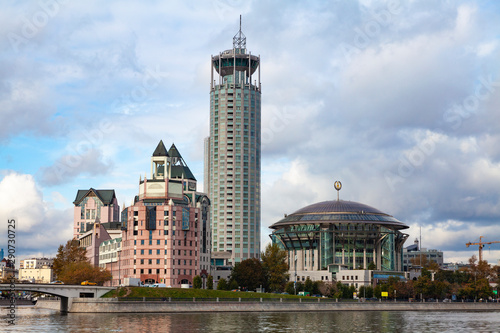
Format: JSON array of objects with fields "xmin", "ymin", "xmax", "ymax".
[
  {"xmin": 73, "ymin": 188, "xmax": 116, "ymax": 205},
  {"xmin": 270, "ymin": 200, "xmax": 409, "ymax": 230}
]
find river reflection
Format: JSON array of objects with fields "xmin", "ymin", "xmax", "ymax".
[{"xmin": 1, "ymin": 307, "xmax": 499, "ymax": 332}]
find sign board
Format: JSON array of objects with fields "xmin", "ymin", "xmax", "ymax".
[{"xmin": 381, "ymin": 292, "xmax": 389, "ymax": 297}]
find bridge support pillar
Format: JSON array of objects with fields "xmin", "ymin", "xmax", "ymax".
[{"xmin": 60, "ymin": 297, "xmax": 74, "ymax": 314}]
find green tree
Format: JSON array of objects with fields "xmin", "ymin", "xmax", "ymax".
[
  {"xmin": 193, "ymin": 275, "xmax": 202, "ymax": 289},
  {"xmin": 367, "ymin": 262, "xmax": 376, "ymax": 270},
  {"xmin": 304, "ymin": 277, "xmax": 314, "ymax": 293},
  {"xmin": 285, "ymin": 281, "xmax": 295, "ymax": 295},
  {"xmin": 261, "ymin": 243, "xmax": 289, "ymax": 292},
  {"xmin": 414, "ymin": 275, "xmax": 431, "ymax": 299},
  {"xmin": 207, "ymin": 275, "xmax": 214, "ymax": 290},
  {"xmin": 229, "ymin": 279, "xmax": 239, "ymax": 290},
  {"xmin": 358, "ymin": 285, "xmax": 374, "ymax": 298},
  {"xmin": 53, "ymin": 239, "xmax": 87, "ymax": 279},
  {"xmin": 217, "ymin": 278, "xmax": 228, "ymax": 290},
  {"xmin": 231, "ymin": 258, "xmax": 266, "ymax": 291}
]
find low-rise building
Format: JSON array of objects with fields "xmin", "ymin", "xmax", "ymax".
[
  {"xmin": 211, "ymin": 251, "xmax": 232, "ymax": 288},
  {"xmin": 18, "ymin": 267, "xmax": 53, "ymax": 283},
  {"xmin": 402, "ymin": 239, "xmax": 443, "ymax": 271},
  {"xmin": 18, "ymin": 258, "xmax": 54, "ymax": 283},
  {"xmin": 99, "ymin": 237, "xmax": 122, "ymax": 286},
  {"xmin": 79, "ymin": 221, "xmax": 122, "ymax": 267}
]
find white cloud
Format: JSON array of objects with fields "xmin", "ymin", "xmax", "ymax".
[{"xmin": 0, "ymin": 172, "xmax": 73, "ymax": 257}]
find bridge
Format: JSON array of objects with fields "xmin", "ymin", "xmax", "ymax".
[{"xmin": 0, "ymin": 283, "xmax": 115, "ymax": 313}]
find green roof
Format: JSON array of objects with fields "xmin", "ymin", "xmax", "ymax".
[
  {"xmin": 171, "ymin": 165, "xmax": 196, "ymax": 181},
  {"xmin": 168, "ymin": 143, "xmax": 182, "ymax": 158},
  {"xmin": 168, "ymin": 143, "xmax": 196, "ymax": 181},
  {"xmin": 73, "ymin": 188, "xmax": 116, "ymax": 205},
  {"xmin": 153, "ymin": 140, "xmax": 169, "ymax": 157}
]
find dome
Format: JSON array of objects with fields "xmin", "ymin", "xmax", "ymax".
[
  {"xmin": 293, "ymin": 200, "xmax": 385, "ymax": 215},
  {"xmin": 270, "ymin": 200, "xmax": 408, "ymax": 230}
]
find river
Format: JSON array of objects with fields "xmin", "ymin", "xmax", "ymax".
[{"xmin": 1, "ymin": 307, "xmax": 500, "ymax": 332}]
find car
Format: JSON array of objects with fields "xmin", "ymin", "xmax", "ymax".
[
  {"xmin": 50, "ymin": 281, "xmax": 64, "ymax": 284},
  {"xmin": 81, "ymin": 281, "xmax": 97, "ymax": 286}
]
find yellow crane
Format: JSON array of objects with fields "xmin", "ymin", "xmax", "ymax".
[{"xmin": 466, "ymin": 236, "xmax": 500, "ymax": 262}]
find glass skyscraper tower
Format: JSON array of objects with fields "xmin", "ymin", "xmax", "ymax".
[{"xmin": 205, "ymin": 18, "xmax": 261, "ymax": 264}]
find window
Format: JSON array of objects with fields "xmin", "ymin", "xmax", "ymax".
[{"xmin": 141, "ymin": 240, "xmax": 144, "ymax": 245}]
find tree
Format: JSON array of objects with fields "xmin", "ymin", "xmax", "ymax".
[
  {"xmin": 53, "ymin": 239, "xmax": 87, "ymax": 279},
  {"xmin": 57, "ymin": 261, "xmax": 111, "ymax": 285},
  {"xmin": 358, "ymin": 285, "xmax": 374, "ymax": 298},
  {"xmin": 410, "ymin": 255, "xmax": 440, "ymax": 271},
  {"xmin": 367, "ymin": 262, "xmax": 376, "ymax": 270},
  {"xmin": 193, "ymin": 276, "xmax": 202, "ymax": 289},
  {"xmin": 261, "ymin": 243, "xmax": 289, "ymax": 292},
  {"xmin": 231, "ymin": 258, "xmax": 266, "ymax": 291},
  {"xmin": 229, "ymin": 279, "xmax": 239, "ymax": 290},
  {"xmin": 53, "ymin": 239, "xmax": 111, "ymax": 285},
  {"xmin": 217, "ymin": 278, "xmax": 228, "ymax": 290},
  {"xmin": 304, "ymin": 277, "xmax": 314, "ymax": 294},
  {"xmin": 207, "ymin": 275, "xmax": 214, "ymax": 290},
  {"xmin": 285, "ymin": 282, "xmax": 295, "ymax": 295}
]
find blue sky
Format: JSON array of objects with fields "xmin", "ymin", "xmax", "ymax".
[{"xmin": 1, "ymin": 0, "xmax": 500, "ymax": 265}]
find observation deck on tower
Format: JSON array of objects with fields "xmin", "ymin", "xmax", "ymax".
[{"xmin": 211, "ymin": 16, "xmax": 260, "ymax": 90}]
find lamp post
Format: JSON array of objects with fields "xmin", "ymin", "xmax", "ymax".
[
  {"xmin": 117, "ymin": 249, "xmax": 122, "ymax": 287},
  {"xmin": 294, "ymin": 254, "xmax": 297, "ymax": 295}
]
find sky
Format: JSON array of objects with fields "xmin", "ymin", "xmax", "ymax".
[{"xmin": 1, "ymin": 0, "xmax": 500, "ymax": 265}]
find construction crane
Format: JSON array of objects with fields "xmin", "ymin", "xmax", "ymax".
[{"xmin": 466, "ymin": 236, "xmax": 500, "ymax": 262}]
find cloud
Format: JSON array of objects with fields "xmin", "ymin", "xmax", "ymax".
[
  {"xmin": 38, "ymin": 148, "xmax": 114, "ymax": 186},
  {"xmin": 0, "ymin": 172, "xmax": 73, "ymax": 258},
  {"xmin": 1, "ymin": 0, "xmax": 500, "ymax": 265}
]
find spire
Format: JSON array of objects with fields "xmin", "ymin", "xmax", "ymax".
[
  {"xmin": 168, "ymin": 143, "xmax": 197, "ymax": 181},
  {"xmin": 152, "ymin": 140, "xmax": 169, "ymax": 157},
  {"xmin": 233, "ymin": 15, "xmax": 246, "ymax": 49}
]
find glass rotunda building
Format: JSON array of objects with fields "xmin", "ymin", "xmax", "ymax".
[{"xmin": 270, "ymin": 196, "xmax": 409, "ymax": 281}]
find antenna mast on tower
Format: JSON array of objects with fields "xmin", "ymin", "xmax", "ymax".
[{"xmin": 233, "ymin": 15, "xmax": 246, "ymax": 49}]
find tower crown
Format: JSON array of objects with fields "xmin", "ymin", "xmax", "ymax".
[{"xmin": 233, "ymin": 15, "xmax": 246, "ymax": 49}]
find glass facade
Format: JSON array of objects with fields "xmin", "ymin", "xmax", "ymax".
[
  {"xmin": 208, "ymin": 45, "xmax": 261, "ymax": 264},
  {"xmin": 270, "ymin": 201, "xmax": 409, "ymax": 272}
]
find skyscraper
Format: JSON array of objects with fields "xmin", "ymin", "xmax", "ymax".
[{"xmin": 206, "ymin": 18, "xmax": 261, "ymax": 264}]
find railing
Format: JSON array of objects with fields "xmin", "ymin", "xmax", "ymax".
[
  {"xmin": 114, "ymin": 297, "xmax": 500, "ymax": 303},
  {"xmin": 117, "ymin": 297, "xmax": 343, "ymax": 303}
]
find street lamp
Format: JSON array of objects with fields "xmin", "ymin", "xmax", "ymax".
[
  {"xmin": 294, "ymin": 254, "xmax": 297, "ymax": 295},
  {"xmin": 117, "ymin": 249, "xmax": 122, "ymax": 287}
]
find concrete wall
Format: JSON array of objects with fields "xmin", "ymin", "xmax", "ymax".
[
  {"xmin": 35, "ymin": 299, "xmax": 60, "ymax": 311},
  {"xmin": 66, "ymin": 298, "xmax": 500, "ymax": 313}
]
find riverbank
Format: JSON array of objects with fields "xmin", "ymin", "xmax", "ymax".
[{"xmin": 36, "ymin": 298, "xmax": 500, "ymax": 313}]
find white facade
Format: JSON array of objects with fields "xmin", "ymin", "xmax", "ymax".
[{"xmin": 19, "ymin": 268, "xmax": 53, "ymax": 283}]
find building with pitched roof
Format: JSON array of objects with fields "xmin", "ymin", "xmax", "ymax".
[
  {"xmin": 119, "ymin": 141, "xmax": 211, "ymax": 286},
  {"xmin": 73, "ymin": 188, "xmax": 120, "ymax": 239}
]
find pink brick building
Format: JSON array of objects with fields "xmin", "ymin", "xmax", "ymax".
[
  {"xmin": 73, "ymin": 188, "xmax": 120, "ymax": 239},
  {"xmin": 119, "ymin": 141, "xmax": 211, "ymax": 286}
]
